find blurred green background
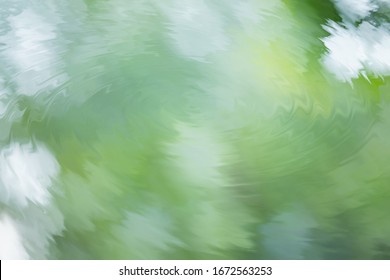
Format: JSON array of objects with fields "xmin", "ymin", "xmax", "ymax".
[{"xmin": 1, "ymin": 0, "xmax": 390, "ymax": 259}]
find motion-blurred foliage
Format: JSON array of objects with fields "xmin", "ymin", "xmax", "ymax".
[{"xmin": 0, "ymin": 0, "xmax": 390, "ymax": 259}]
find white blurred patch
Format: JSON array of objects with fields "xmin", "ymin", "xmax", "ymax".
[
  {"xmin": 0, "ymin": 142, "xmax": 60, "ymax": 208},
  {"xmin": 158, "ymin": 0, "xmax": 229, "ymax": 60},
  {"xmin": 233, "ymin": 1, "xmax": 263, "ymax": 28},
  {"xmin": 322, "ymin": 21, "xmax": 390, "ymax": 82},
  {"xmin": 2, "ymin": 8, "xmax": 68, "ymax": 96},
  {"xmin": 0, "ymin": 213, "xmax": 29, "ymax": 259},
  {"xmin": 333, "ymin": 0, "xmax": 377, "ymax": 22},
  {"xmin": 322, "ymin": 22, "xmax": 367, "ymax": 82}
]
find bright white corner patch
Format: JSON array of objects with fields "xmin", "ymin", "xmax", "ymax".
[
  {"xmin": 321, "ymin": 21, "xmax": 390, "ymax": 82},
  {"xmin": 0, "ymin": 213, "xmax": 29, "ymax": 259},
  {"xmin": 0, "ymin": 142, "xmax": 60, "ymax": 208},
  {"xmin": 322, "ymin": 0, "xmax": 390, "ymax": 82}
]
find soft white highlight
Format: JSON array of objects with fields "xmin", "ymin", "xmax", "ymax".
[
  {"xmin": 322, "ymin": 1, "xmax": 390, "ymax": 82},
  {"xmin": 322, "ymin": 22, "xmax": 390, "ymax": 82},
  {"xmin": 322, "ymin": 22, "xmax": 368, "ymax": 82},
  {"xmin": 0, "ymin": 142, "xmax": 60, "ymax": 208},
  {"xmin": 1, "ymin": 8, "xmax": 67, "ymax": 96},
  {"xmin": 0, "ymin": 213, "xmax": 29, "ymax": 259},
  {"xmin": 158, "ymin": 0, "xmax": 229, "ymax": 60}
]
